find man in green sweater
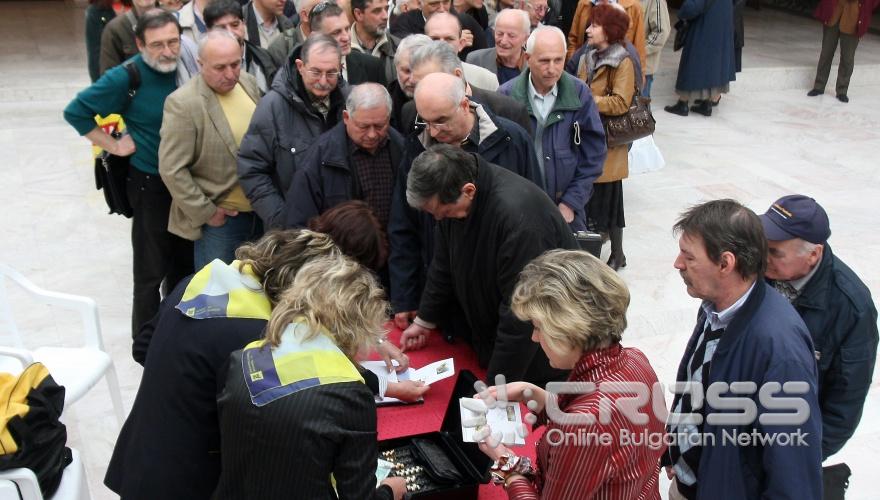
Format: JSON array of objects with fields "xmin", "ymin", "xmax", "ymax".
[{"xmin": 64, "ymin": 9, "xmax": 194, "ymax": 343}]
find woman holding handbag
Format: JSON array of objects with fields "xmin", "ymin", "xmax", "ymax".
[{"xmin": 579, "ymin": 2, "xmax": 635, "ymax": 271}]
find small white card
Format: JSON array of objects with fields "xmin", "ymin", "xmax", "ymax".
[
  {"xmin": 459, "ymin": 398, "xmax": 526, "ymax": 446},
  {"xmin": 360, "ymin": 358, "xmax": 456, "ymax": 404}
]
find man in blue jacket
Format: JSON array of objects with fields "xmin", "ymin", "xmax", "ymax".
[
  {"xmin": 663, "ymin": 199, "xmax": 823, "ymax": 500},
  {"xmin": 760, "ymin": 194, "xmax": 878, "ymax": 497},
  {"xmin": 284, "ymin": 83, "xmax": 405, "ymax": 231},
  {"xmin": 500, "ymin": 25, "xmax": 606, "ymax": 231}
]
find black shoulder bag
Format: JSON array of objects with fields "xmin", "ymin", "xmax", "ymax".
[{"xmin": 93, "ymin": 61, "xmax": 140, "ymax": 218}]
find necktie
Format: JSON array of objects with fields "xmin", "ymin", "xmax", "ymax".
[{"xmin": 773, "ymin": 280, "xmax": 798, "ymax": 303}]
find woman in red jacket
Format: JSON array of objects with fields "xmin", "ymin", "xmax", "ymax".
[{"xmin": 476, "ymin": 249, "xmax": 666, "ymax": 499}]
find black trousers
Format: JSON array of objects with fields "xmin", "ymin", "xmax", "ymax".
[{"xmin": 126, "ymin": 165, "xmax": 193, "ymax": 338}]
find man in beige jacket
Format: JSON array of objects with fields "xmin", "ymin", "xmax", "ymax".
[{"xmin": 159, "ymin": 30, "xmax": 262, "ymax": 269}]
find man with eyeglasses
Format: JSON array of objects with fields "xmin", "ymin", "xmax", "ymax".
[
  {"xmin": 523, "ymin": 0, "xmax": 550, "ymax": 29},
  {"xmin": 238, "ymin": 34, "xmax": 346, "ymax": 229},
  {"xmin": 387, "ymin": 70, "xmax": 539, "ymax": 333},
  {"xmin": 64, "ymin": 9, "xmax": 196, "ymax": 342},
  {"xmin": 389, "ymin": 0, "xmax": 488, "ymax": 60}
]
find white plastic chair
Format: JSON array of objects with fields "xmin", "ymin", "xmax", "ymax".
[
  {"xmin": 0, "ymin": 263, "xmax": 124, "ymax": 426},
  {"xmin": 0, "ymin": 448, "xmax": 91, "ymax": 500}
]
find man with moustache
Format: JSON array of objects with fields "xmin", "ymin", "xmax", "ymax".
[
  {"xmin": 159, "ymin": 30, "xmax": 263, "ymax": 269},
  {"xmin": 205, "ymin": 0, "xmax": 278, "ymax": 92},
  {"xmin": 662, "ymin": 199, "xmax": 822, "ymax": 500},
  {"xmin": 65, "ymin": 9, "xmax": 195, "ymax": 342},
  {"xmin": 238, "ymin": 34, "xmax": 346, "ymax": 229},
  {"xmin": 267, "ymin": 2, "xmax": 385, "ymax": 84},
  {"xmin": 350, "ymin": 0, "xmax": 401, "ymax": 83}
]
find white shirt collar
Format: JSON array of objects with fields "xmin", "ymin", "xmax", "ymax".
[{"xmin": 702, "ymin": 280, "xmax": 757, "ymax": 331}]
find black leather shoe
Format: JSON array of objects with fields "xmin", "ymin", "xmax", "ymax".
[
  {"xmin": 807, "ymin": 89, "xmax": 823, "ymax": 97},
  {"xmin": 690, "ymin": 99, "xmax": 712, "ymax": 116},
  {"xmin": 664, "ymin": 101, "xmax": 688, "ymax": 116},
  {"xmin": 607, "ymin": 253, "xmax": 627, "ymax": 271},
  {"xmin": 837, "ymin": 94, "xmax": 849, "ymax": 103}
]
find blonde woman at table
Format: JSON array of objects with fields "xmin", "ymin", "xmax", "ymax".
[
  {"xmin": 476, "ymin": 249, "xmax": 666, "ymax": 499},
  {"xmin": 215, "ymin": 254, "xmax": 407, "ymax": 500}
]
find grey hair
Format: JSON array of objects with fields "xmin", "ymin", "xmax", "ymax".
[
  {"xmin": 410, "ymin": 40, "xmax": 463, "ymax": 74},
  {"xmin": 406, "ymin": 145, "xmax": 478, "ymax": 208},
  {"xmin": 798, "ymin": 240, "xmax": 821, "ymax": 256},
  {"xmin": 525, "ymin": 25, "xmax": 567, "ymax": 54},
  {"xmin": 346, "ymin": 83, "xmax": 393, "ymax": 116},
  {"xmin": 496, "ymin": 8, "xmax": 530, "ymax": 34},
  {"xmin": 198, "ymin": 28, "xmax": 242, "ymax": 58},
  {"xmin": 395, "ymin": 34, "xmax": 432, "ymax": 68},
  {"xmin": 300, "ymin": 33, "xmax": 342, "ymax": 64}
]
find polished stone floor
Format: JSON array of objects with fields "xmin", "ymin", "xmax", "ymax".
[{"xmin": 1, "ymin": 1, "xmax": 878, "ymax": 498}]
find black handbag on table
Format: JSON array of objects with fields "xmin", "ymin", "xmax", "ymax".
[{"xmin": 92, "ymin": 60, "xmax": 140, "ymax": 218}]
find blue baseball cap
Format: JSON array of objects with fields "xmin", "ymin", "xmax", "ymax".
[{"xmin": 760, "ymin": 195, "xmax": 831, "ymax": 244}]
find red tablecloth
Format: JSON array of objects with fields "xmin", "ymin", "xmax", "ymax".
[{"xmin": 372, "ymin": 327, "xmax": 541, "ymax": 499}]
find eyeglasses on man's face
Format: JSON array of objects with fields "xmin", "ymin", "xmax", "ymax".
[
  {"xmin": 146, "ymin": 37, "xmax": 181, "ymax": 51},
  {"xmin": 305, "ymin": 67, "xmax": 340, "ymax": 80}
]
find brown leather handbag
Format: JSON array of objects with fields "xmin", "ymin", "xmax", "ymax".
[{"xmin": 601, "ymin": 66, "xmax": 656, "ymax": 148}]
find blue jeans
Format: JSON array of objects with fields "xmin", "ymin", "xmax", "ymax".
[
  {"xmin": 644, "ymin": 74, "xmax": 654, "ymax": 98},
  {"xmin": 194, "ymin": 211, "xmax": 263, "ymax": 269}
]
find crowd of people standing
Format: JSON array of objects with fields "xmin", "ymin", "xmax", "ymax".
[{"xmin": 65, "ymin": 0, "xmax": 878, "ymax": 498}]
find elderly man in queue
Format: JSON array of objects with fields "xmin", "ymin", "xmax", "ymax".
[
  {"xmin": 238, "ymin": 34, "xmax": 345, "ymax": 229},
  {"xmin": 402, "ymin": 39, "xmax": 531, "ymax": 133},
  {"xmin": 424, "ymin": 12, "xmax": 499, "ymax": 90},
  {"xmin": 389, "ymin": 34, "xmax": 433, "ymax": 131},
  {"xmin": 500, "ymin": 25, "xmax": 605, "ymax": 231},
  {"xmin": 760, "ymin": 194, "xmax": 878, "ymax": 498},
  {"xmin": 467, "ymin": 8, "xmax": 530, "ymax": 85},
  {"xmin": 662, "ymin": 199, "xmax": 822, "ymax": 500},
  {"xmin": 285, "ymin": 83, "xmax": 404, "ymax": 232},
  {"xmin": 399, "ymin": 145, "xmax": 578, "ymax": 385},
  {"xmin": 159, "ymin": 30, "xmax": 262, "ymax": 270},
  {"xmin": 388, "ymin": 71, "xmax": 539, "ymax": 330}
]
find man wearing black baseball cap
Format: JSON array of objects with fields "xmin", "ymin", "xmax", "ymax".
[{"xmin": 761, "ymin": 194, "xmax": 878, "ymax": 499}]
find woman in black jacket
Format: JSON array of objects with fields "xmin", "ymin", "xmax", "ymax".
[
  {"xmin": 215, "ymin": 253, "xmax": 405, "ymax": 499},
  {"xmin": 106, "ymin": 202, "xmax": 415, "ymax": 499}
]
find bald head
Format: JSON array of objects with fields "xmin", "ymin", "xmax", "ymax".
[
  {"xmin": 525, "ymin": 26, "xmax": 566, "ymax": 94},
  {"xmin": 198, "ymin": 29, "xmax": 243, "ymax": 94},
  {"xmin": 424, "ymin": 11, "xmax": 464, "ymax": 53},
  {"xmin": 414, "ymin": 73, "xmax": 472, "ymax": 144}
]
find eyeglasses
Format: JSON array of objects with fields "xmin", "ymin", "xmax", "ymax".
[
  {"xmin": 146, "ymin": 38, "xmax": 181, "ymax": 51},
  {"xmin": 531, "ymin": 4, "xmax": 549, "ymax": 13},
  {"xmin": 414, "ymin": 114, "xmax": 453, "ymax": 131},
  {"xmin": 305, "ymin": 68, "xmax": 340, "ymax": 80}
]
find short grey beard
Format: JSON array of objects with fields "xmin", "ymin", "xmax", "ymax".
[{"xmin": 142, "ymin": 52, "xmax": 178, "ymax": 73}]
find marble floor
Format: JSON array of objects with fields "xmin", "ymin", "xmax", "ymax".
[{"xmin": 0, "ymin": 0, "xmax": 878, "ymax": 498}]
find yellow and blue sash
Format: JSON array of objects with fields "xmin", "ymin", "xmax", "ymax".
[
  {"xmin": 242, "ymin": 320, "xmax": 364, "ymax": 407},
  {"xmin": 175, "ymin": 259, "xmax": 272, "ymax": 321}
]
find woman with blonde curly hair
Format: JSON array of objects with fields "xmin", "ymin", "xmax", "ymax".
[
  {"xmin": 107, "ymin": 202, "xmax": 416, "ymax": 500},
  {"xmin": 477, "ymin": 249, "xmax": 665, "ymax": 499},
  {"xmin": 214, "ymin": 254, "xmax": 406, "ymax": 500}
]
